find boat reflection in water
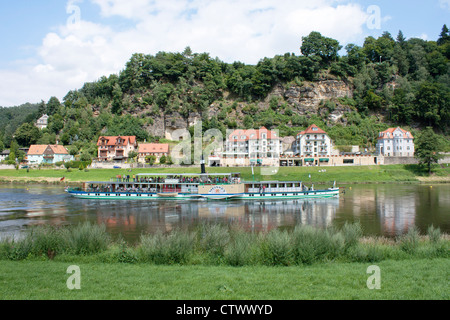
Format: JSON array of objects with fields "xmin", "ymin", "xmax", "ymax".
[
  {"xmin": 87, "ymin": 198, "xmax": 340, "ymax": 242},
  {"xmin": 4, "ymin": 184, "xmax": 449, "ymax": 243}
]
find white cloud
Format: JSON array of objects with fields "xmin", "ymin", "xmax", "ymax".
[
  {"xmin": 439, "ymin": 0, "xmax": 450, "ymax": 10},
  {"xmin": 418, "ymin": 33, "xmax": 429, "ymax": 40},
  {"xmin": 0, "ymin": 0, "xmax": 371, "ymax": 106}
]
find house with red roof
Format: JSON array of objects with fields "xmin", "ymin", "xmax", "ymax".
[
  {"xmin": 376, "ymin": 127, "xmax": 414, "ymax": 157},
  {"xmin": 138, "ymin": 143, "xmax": 170, "ymax": 163},
  {"xmin": 294, "ymin": 124, "xmax": 333, "ymax": 161},
  {"xmin": 97, "ymin": 136, "xmax": 137, "ymax": 162},
  {"xmin": 27, "ymin": 145, "xmax": 73, "ymax": 164},
  {"xmin": 223, "ymin": 127, "xmax": 281, "ymax": 165}
]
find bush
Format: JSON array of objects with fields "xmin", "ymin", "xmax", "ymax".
[
  {"xmin": 197, "ymin": 223, "xmax": 230, "ymax": 259},
  {"xmin": 347, "ymin": 244, "xmax": 385, "ymax": 263},
  {"xmin": 0, "ymin": 237, "xmax": 33, "ymax": 261},
  {"xmin": 1, "ymin": 222, "xmax": 448, "ymax": 265},
  {"xmin": 62, "ymin": 222, "xmax": 111, "ymax": 255},
  {"xmin": 224, "ymin": 232, "xmax": 256, "ymax": 266},
  {"xmin": 138, "ymin": 230, "xmax": 194, "ymax": 265},
  {"xmin": 427, "ymin": 225, "xmax": 441, "ymax": 244},
  {"xmin": 399, "ymin": 226, "xmax": 420, "ymax": 254},
  {"xmin": 28, "ymin": 225, "xmax": 63, "ymax": 258},
  {"xmin": 292, "ymin": 225, "xmax": 319, "ymax": 265},
  {"xmin": 64, "ymin": 160, "xmax": 92, "ymax": 169},
  {"xmin": 262, "ymin": 229, "xmax": 293, "ymax": 266},
  {"xmin": 342, "ymin": 222, "xmax": 363, "ymax": 250}
]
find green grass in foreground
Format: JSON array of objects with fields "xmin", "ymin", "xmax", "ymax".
[
  {"xmin": 0, "ymin": 259, "xmax": 448, "ymax": 300},
  {"xmin": 0, "ymin": 164, "xmax": 449, "ymax": 184},
  {"xmin": 0, "ymin": 223, "xmax": 448, "ymax": 300}
]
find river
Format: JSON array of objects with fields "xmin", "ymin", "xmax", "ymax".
[{"xmin": 0, "ymin": 184, "xmax": 449, "ymax": 243}]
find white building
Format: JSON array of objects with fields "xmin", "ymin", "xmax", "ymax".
[
  {"xmin": 376, "ymin": 127, "xmax": 415, "ymax": 157},
  {"xmin": 36, "ymin": 114, "xmax": 49, "ymax": 130},
  {"xmin": 26, "ymin": 145, "xmax": 74, "ymax": 165},
  {"xmin": 223, "ymin": 127, "xmax": 281, "ymax": 165},
  {"xmin": 295, "ymin": 124, "xmax": 333, "ymax": 159},
  {"xmin": 0, "ymin": 149, "xmax": 10, "ymax": 162}
]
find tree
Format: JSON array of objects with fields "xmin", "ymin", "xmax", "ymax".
[
  {"xmin": 414, "ymin": 82, "xmax": 449, "ymax": 130},
  {"xmin": 426, "ymin": 50, "xmax": 448, "ymax": 77},
  {"xmin": 105, "ymin": 115, "xmax": 149, "ymax": 142},
  {"xmin": 390, "ymin": 88, "xmax": 415, "ymax": 124},
  {"xmin": 437, "ymin": 24, "xmax": 450, "ymax": 46},
  {"xmin": 14, "ymin": 123, "xmax": 41, "ymax": 147},
  {"xmin": 48, "ymin": 114, "xmax": 64, "ymax": 134},
  {"xmin": 301, "ymin": 31, "xmax": 342, "ymax": 64},
  {"xmin": 37, "ymin": 100, "xmax": 46, "ymax": 117},
  {"xmin": 363, "ymin": 33, "xmax": 395, "ymax": 63},
  {"xmin": 111, "ymin": 83, "xmax": 123, "ymax": 115},
  {"xmin": 345, "ymin": 44, "xmax": 366, "ymax": 70},
  {"xmin": 145, "ymin": 155, "xmax": 156, "ymax": 165},
  {"xmin": 47, "ymin": 97, "xmax": 61, "ymax": 116},
  {"xmin": 128, "ymin": 151, "xmax": 138, "ymax": 162},
  {"xmin": 159, "ymin": 155, "xmax": 167, "ymax": 164},
  {"xmin": 396, "ymin": 30, "xmax": 406, "ymax": 46},
  {"xmin": 80, "ymin": 152, "xmax": 92, "ymax": 162},
  {"xmin": 415, "ymin": 127, "xmax": 442, "ymax": 174}
]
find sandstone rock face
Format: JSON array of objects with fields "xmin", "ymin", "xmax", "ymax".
[
  {"xmin": 143, "ymin": 80, "xmax": 355, "ymax": 138},
  {"xmin": 284, "ymin": 80, "xmax": 353, "ymax": 114},
  {"xmin": 145, "ymin": 111, "xmax": 203, "ymax": 140}
]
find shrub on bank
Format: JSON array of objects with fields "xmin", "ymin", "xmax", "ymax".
[
  {"xmin": 0, "ymin": 223, "xmax": 111, "ymax": 260},
  {"xmin": 0, "ymin": 222, "xmax": 448, "ymax": 266},
  {"xmin": 138, "ymin": 230, "xmax": 195, "ymax": 265}
]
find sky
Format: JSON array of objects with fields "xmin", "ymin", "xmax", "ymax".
[{"xmin": 0, "ymin": 0, "xmax": 448, "ymax": 107}]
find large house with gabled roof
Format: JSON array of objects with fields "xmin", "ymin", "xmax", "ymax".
[
  {"xmin": 376, "ymin": 127, "xmax": 414, "ymax": 157},
  {"xmin": 223, "ymin": 127, "xmax": 282, "ymax": 165},
  {"xmin": 294, "ymin": 124, "xmax": 333, "ymax": 160},
  {"xmin": 138, "ymin": 143, "xmax": 170, "ymax": 163},
  {"xmin": 26, "ymin": 145, "xmax": 73, "ymax": 164},
  {"xmin": 97, "ymin": 136, "xmax": 137, "ymax": 162}
]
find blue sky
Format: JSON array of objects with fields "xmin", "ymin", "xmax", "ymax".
[{"xmin": 0, "ymin": 0, "xmax": 448, "ymax": 106}]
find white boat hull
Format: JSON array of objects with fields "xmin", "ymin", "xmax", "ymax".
[{"xmin": 66, "ymin": 188, "xmax": 340, "ymax": 201}]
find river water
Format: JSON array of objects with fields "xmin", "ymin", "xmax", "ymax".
[{"xmin": 0, "ymin": 184, "xmax": 449, "ymax": 243}]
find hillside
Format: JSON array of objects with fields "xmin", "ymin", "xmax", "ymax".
[{"xmin": 0, "ymin": 28, "xmax": 449, "ymax": 161}]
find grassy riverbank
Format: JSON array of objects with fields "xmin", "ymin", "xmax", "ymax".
[
  {"xmin": 0, "ymin": 164, "xmax": 449, "ymax": 185},
  {"xmin": 2, "ymin": 223, "xmax": 448, "ymax": 265},
  {"xmin": 1, "ymin": 258, "xmax": 448, "ymax": 300},
  {"xmin": 1, "ymin": 223, "xmax": 448, "ymax": 299}
]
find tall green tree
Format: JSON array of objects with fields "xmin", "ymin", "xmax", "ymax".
[
  {"xmin": 437, "ymin": 24, "xmax": 450, "ymax": 46},
  {"xmin": 111, "ymin": 83, "xmax": 123, "ymax": 115},
  {"xmin": 14, "ymin": 123, "xmax": 41, "ymax": 147},
  {"xmin": 396, "ymin": 30, "xmax": 406, "ymax": 46},
  {"xmin": 47, "ymin": 97, "xmax": 61, "ymax": 116},
  {"xmin": 414, "ymin": 82, "xmax": 450, "ymax": 130},
  {"xmin": 301, "ymin": 31, "xmax": 342, "ymax": 65},
  {"xmin": 415, "ymin": 127, "xmax": 442, "ymax": 174}
]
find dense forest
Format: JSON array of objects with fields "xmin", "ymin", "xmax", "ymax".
[{"xmin": 0, "ymin": 26, "xmax": 449, "ymax": 161}]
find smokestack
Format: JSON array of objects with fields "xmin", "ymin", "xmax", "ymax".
[{"xmin": 200, "ymin": 154, "xmax": 206, "ymax": 174}]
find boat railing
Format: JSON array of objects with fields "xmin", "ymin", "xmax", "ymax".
[{"xmin": 248, "ymin": 187, "xmax": 306, "ymax": 193}]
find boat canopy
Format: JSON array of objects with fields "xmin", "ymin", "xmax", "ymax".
[{"xmin": 136, "ymin": 173, "xmax": 241, "ymax": 177}]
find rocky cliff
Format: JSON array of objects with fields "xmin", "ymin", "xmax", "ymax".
[{"xmin": 142, "ymin": 78, "xmax": 355, "ymax": 138}]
